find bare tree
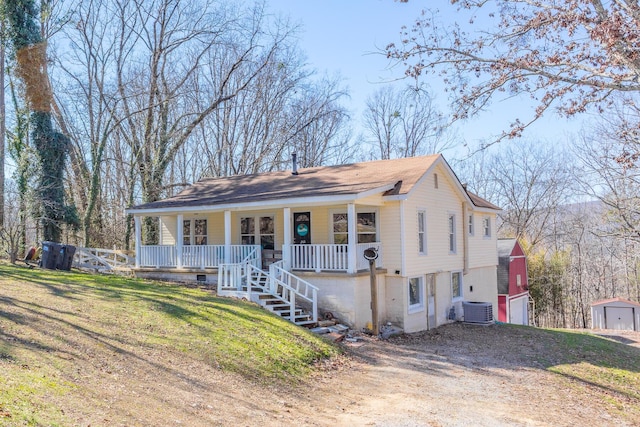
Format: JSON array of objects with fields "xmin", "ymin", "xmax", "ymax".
[
  {"xmin": 460, "ymin": 140, "xmax": 574, "ymax": 247},
  {"xmin": 108, "ymin": 0, "xmax": 297, "ymax": 243},
  {"xmin": 575, "ymin": 107, "xmax": 640, "ymax": 242},
  {"xmin": 387, "ymin": 0, "xmax": 640, "ymax": 141},
  {"xmin": 362, "ymin": 84, "xmax": 449, "ymax": 159}
]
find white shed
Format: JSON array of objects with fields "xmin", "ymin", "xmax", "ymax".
[{"xmin": 591, "ymin": 297, "xmax": 640, "ymax": 331}]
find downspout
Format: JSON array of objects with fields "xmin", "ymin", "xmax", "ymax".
[
  {"xmin": 462, "ymin": 201, "xmax": 469, "ymax": 275},
  {"xmin": 399, "ymin": 200, "xmax": 406, "ymax": 276}
]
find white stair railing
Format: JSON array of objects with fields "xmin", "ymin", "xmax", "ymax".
[
  {"xmin": 268, "ymin": 261, "xmax": 318, "ymax": 323},
  {"xmin": 217, "ymin": 246, "xmax": 261, "ymax": 294}
]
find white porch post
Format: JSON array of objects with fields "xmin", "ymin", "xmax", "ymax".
[
  {"xmin": 134, "ymin": 215, "xmax": 141, "ymax": 268},
  {"xmin": 224, "ymin": 210, "xmax": 231, "ymax": 263},
  {"xmin": 283, "ymin": 207, "xmax": 291, "ymax": 271},
  {"xmin": 347, "ymin": 203, "xmax": 357, "ymax": 274},
  {"xmin": 176, "ymin": 214, "xmax": 183, "ymax": 269}
]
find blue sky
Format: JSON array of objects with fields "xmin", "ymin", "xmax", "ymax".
[{"xmin": 266, "ymin": 0, "xmax": 582, "ymax": 155}]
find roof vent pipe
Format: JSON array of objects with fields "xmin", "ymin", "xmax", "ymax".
[{"xmin": 292, "ymin": 153, "xmax": 299, "ymax": 175}]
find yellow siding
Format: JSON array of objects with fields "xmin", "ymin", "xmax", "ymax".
[
  {"xmin": 403, "ymin": 163, "xmax": 465, "ymax": 276},
  {"xmin": 379, "ymin": 202, "xmax": 402, "ymax": 273},
  {"xmin": 207, "ymin": 212, "xmax": 225, "ymax": 244},
  {"xmin": 468, "ymin": 214, "xmax": 498, "ymax": 268},
  {"xmin": 159, "ymin": 216, "xmax": 176, "ymax": 245}
]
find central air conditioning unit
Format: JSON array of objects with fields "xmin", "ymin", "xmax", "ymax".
[{"xmin": 463, "ymin": 301, "xmax": 494, "ymax": 325}]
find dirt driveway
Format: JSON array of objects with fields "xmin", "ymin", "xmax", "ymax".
[
  {"xmin": 279, "ymin": 323, "xmax": 640, "ymax": 427},
  {"xmin": 36, "ymin": 322, "xmax": 640, "ymax": 427}
]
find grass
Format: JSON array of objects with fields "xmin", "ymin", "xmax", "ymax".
[
  {"xmin": 542, "ymin": 328, "xmax": 640, "ymax": 401},
  {"xmin": 496, "ymin": 324, "xmax": 640, "ymax": 418},
  {"xmin": 0, "ymin": 262, "xmax": 339, "ymax": 425}
]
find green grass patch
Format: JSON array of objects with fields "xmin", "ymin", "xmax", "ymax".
[
  {"xmin": 539, "ymin": 329, "xmax": 640, "ymax": 400},
  {"xmin": 0, "ymin": 262, "xmax": 339, "ymax": 424}
]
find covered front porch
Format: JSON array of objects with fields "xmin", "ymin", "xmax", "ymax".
[{"xmin": 132, "ymin": 204, "xmax": 384, "ymax": 274}]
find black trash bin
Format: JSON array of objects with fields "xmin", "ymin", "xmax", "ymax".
[
  {"xmin": 41, "ymin": 241, "xmax": 61, "ymax": 270},
  {"xmin": 57, "ymin": 245, "xmax": 76, "ymax": 271}
]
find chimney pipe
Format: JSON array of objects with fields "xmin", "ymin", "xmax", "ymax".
[{"xmin": 292, "ymin": 153, "xmax": 299, "ymax": 175}]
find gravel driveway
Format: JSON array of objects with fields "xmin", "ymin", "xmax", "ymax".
[{"xmin": 280, "ymin": 323, "xmax": 640, "ymax": 427}]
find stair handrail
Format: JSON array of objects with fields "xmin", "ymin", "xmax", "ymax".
[
  {"xmin": 218, "ymin": 245, "xmax": 261, "ymax": 294},
  {"xmin": 269, "ymin": 261, "xmax": 318, "ymax": 323}
]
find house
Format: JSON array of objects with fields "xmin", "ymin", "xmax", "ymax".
[
  {"xmin": 496, "ymin": 239, "xmax": 530, "ymax": 325},
  {"xmin": 126, "ymin": 155, "xmax": 501, "ymax": 332},
  {"xmin": 591, "ymin": 297, "xmax": 640, "ymax": 331}
]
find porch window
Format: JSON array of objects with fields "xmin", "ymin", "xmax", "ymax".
[
  {"xmin": 331, "ymin": 212, "xmax": 377, "ymax": 244},
  {"xmin": 417, "ymin": 210, "xmax": 426, "ymax": 254},
  {"xmin": 451, "ymin": 271, "xmax": 463, "ymax": 300},
  {"xmin": 332, "ymin": 213, "xmax": 348, "ymax": 244},
  {"xmin": 183, "ymin": 219, "xmax": 207, "ymax": 245},
  {"xmin": 468, "ymin": 214, "xmax": 474, "ymax": 236},
  {"xmin": 241, "ymin": 216, "xmax": 275, "ymax": 249},
  {"xmin": 408, "ymin": 276, "xmax": 424, "ymax": 313}
]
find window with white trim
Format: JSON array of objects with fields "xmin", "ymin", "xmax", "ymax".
[
  {"xmin": 240, "ymin": 215, "xmax": 275, "ymax": 249},
  {"xmin": 448, "ymin": 214, "xmax": 456, "ymax": 253},
  {"xmin": 408, "ymin": 276, "xmax": 424, "ymax": 313},
  {"xmin": 417, "ymin": 210, "xmax": 426, "ymax": 254},
  {"xmin": 331, "ymin": 211, "xmax": 377, "ymax": 244},
  {"xmin": 483, "ymin": 216, "xmax": 491, "ymax": 238},
  {"xmin": 451, "ymin": 271, "xmax": 463, "ymax": 300},
  {"xmin": 468, "ymin": 214, "xmax": 474, "ymax": 236},
  {"xmin": 183, "ymin": 219, "xmax": 207, "ymax": 245}
]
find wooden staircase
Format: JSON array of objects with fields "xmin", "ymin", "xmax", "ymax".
[{"xmin": 218, "ymin": 261, "xmax": 319, "ymax": 327}]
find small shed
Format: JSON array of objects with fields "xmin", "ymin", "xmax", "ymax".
[
  {"xmin": 497, "ymin": 239, "xmax": 529, "ymax": 325},
  {"xmin": 591, "ymin": 297, "xmax": 640, "ymax": 331}
]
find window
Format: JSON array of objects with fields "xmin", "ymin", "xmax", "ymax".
[
  {"xmin": 483, "ymin": 217, "xmax": 491, "ymax": 238},
  {"xmin": 448, "ymin": 214, "xmax": 456, "ymax": 253},
  {"xmin": 468, "ymin": 214, "xmax": 474, "ymax": 236},
  {"xmin": 417, "ymin": 210, "xmax": 426, "ymax": 254},
  {"xmin": 357, "ymin": 212, "xmax": 377, "ymax": 243},
  {"xmin": 241, "ymin": 216, "xmax": 275, "ymax": 249},
  {"xmin": 434, "ymin": 173, "xmax": 439, "ymax": 189},
  {"xmin": 408, "ymin": 276, "xmax": 424, "ymax": 313},
  {"xmin": 451, "ymin": 271, "xmax": 463, "ymax": 300},
  {"xmin": 331, "ymin": 211, "xmax": 377, "ymax": 244},
  {"xmin": 332, "ymin": 213, "xmax": 348, "ymax": 244},
  {"xmin": 183, "ymin": 219, "xmax": 207, "ymax": 245}
]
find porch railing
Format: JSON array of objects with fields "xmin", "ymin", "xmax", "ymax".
[
  {"xmin": 182, "ymin": 245, "xmax": 224, "ymax": 268},
  {"xmin": 290, "ymin": 242, "xmax": 383, "ymax": 272},
  {"xmin": 139, "ymin": 244, "xmax": 260, "ymax": 269},
  {"xmin": 140, "ymin": 245, "xmax": 176, "ymax": 268},
  {"xmin": 291, "ymin": 244, "xmax": 348, "ymax": 271}
]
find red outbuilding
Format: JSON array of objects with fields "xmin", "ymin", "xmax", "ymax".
[{"xmin": 497, "ymin": 239, "xmax": 530, "ymax": 325}]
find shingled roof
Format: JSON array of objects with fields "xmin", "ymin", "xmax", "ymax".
[{"xmin": 129, "ymin": 155, "xmax": 499, "ymax": 212}]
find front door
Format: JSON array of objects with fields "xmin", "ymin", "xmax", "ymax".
[{"xmin": 293, "ymin": 212, "xmax": 311, "ymax": 244}]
